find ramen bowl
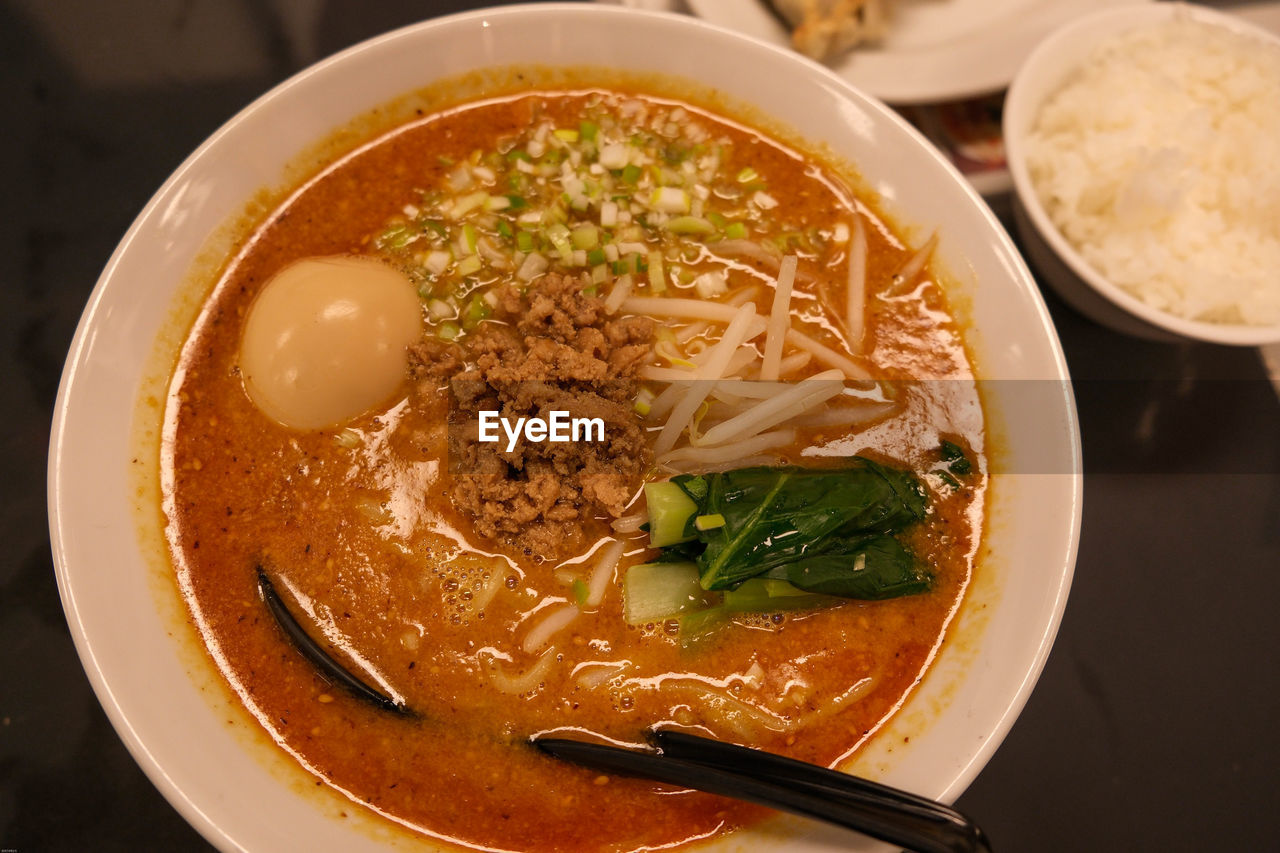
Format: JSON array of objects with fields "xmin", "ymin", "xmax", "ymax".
[{"xmin": 48, "ymin": 4, "xmax": 1080, "ymax": 851}]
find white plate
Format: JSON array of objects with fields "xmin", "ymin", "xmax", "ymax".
[
  {"xmin": 1231, "ymin": 0, "xmax": 1280, "ymax": 34},
  {"xmin": 48, "ymin": 4, "xmax": 1080, "ymax": 851},
  {"xmin": 687, "ymin": 0, "xmax": 1153, "ymax": 105}
]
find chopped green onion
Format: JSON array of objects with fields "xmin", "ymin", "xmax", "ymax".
[
  {"xmin": 547, "ymin": 223, "xmax": 574, "ymax": 260},
  {"xmin": 634, "ymin": 387, "xmax": 654, "ymax": 416},
  {"xmin": 693, "ymin": 271, "xmax": 728, "ymax": 299},
  {"xmin": 376, "ymin": 223, "xmax": 418, "ymax": 250},
  {"xmin": 694, "ymin": 513, "xmax": 725, "ymax": 532},
  {"xmin": 451, "ymin": 190, "xmax": 488, "ymax": 219},
  {"xmin": 579, "ymin": 120, "xmax": 598, "ymax": 142},
  {"xmin": 437, "ymin": 321, "xmax": 461, "ymax": 341},
  {"xmin": 621, "ymin": 164, "xmax": 642, "ymax": 184},
  {"xmin": 724, "ymin": 222, "xmax": 748, "ymax": 240},
  {"xmin": 554, "ymin": 128, "xmax": 579, "ymax": 143},
  {"xmin": 650, "ymin": 187, "xmax": 690, "ymax": 214},
  {"xmin": 462, "ymin": 293, "xmax": 490, "ymax": 328},
  {"xmin": 664, "ymin": 215, "xmax": 716, "ymax": 236},
  {"xmin": 571, "ymin": 224, "xmax": 599, "ymax": 250},
  {"xmin": 424, "ymin": 250, "xmax": 451, "ymax": 275},
  {"xmin": 599, "ymin": 143, "xmax": 628, "ymax": 170},
  {"xmin": 586, "ymin": 247, "xmax": 608, "ymax": 267},
  {"xmin": 517, "ymin": 252, "xmax": 549, "ymax": 282},
  {"xmin": 647, "ymin": 250, "xmax": 666, "ymax": 292},
  {"xmin": 753, "ymin": 190, "xmax": 779, "ymax": 210},
  {"xmin": 516, "ymin": 230, "xmax": 535, "ymax": 253}
]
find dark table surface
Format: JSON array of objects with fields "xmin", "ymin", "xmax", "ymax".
[{"xmin": 3, "ymin": 1, "xmax": 1278, "ymax": 851}]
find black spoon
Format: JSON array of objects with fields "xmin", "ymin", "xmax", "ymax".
[
  {"xmin": 533, "ymin": 729, "xmax": 991, "ymax": 853},
  {"xmin": 255, "ymin": 565, "xmax": 414, "ymax": 717}
]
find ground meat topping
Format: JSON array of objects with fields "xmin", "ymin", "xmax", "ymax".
[{"xmin": 409, "ymin": 273, "xmax": 654, "ymax": 556}]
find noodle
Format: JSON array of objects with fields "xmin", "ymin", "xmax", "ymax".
[
  {"xmin": 522, "ymin": 603, "xmax": 579, "ymax": 654},
  {"xmin": 469, "ymin": 569, "xmax": 508, "ymax": 613},
  {"xmin": 585, "ymin": 539, "xmax": 628, "ymax": 608},
  {"xmin": 484, "ymin": 647, "xmax": 559, "ymax": 695},
  {"xmin": 574, "ymin": 661, "xmax": 630, "ymax": 689},
  {"xmin": 641, "ymin": 676, "xmax": 876, "ymax": 737}
]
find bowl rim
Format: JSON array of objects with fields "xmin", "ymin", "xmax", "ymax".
[
  {"xmin": 48, "ymin": 3, "xmax": 1082, "ymax": 851},
  {"xmin": 1003, "ymin": 1, "xmax": 1280, "ymax": 347}
]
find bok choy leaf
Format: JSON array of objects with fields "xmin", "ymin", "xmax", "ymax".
[{"xmin": 648, "ymin": 457, "xmax": 931, "ymax": 599}]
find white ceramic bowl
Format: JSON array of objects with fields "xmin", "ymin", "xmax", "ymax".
[
  {"xmin": 1004, "ymin": 2, "xmax": 1280, "ymax": 346},
  {"xmin": 48, "ymin": 4, "xmax": 1081, "ymax": 851}
]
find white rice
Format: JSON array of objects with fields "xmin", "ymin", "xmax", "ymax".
[{"xmin": 1025, "ymin": 15, "xmax": 1280, "ymax": 326}]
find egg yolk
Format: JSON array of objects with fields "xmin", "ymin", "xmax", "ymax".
[{"xmin": 239, "ymin": 256, "xmax": 423, "ymax": 430}]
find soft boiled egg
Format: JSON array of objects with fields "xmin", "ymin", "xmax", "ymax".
[{"xmin": 239, "ymin": 256, "xmax": 423, "ymax": 430}]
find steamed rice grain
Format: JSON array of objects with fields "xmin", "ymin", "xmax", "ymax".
[{"xmin": 1025, "ymin": 15, "xmax": 1280, "ymax": 326}]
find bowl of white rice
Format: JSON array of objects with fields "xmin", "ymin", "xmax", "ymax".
[{"xmin": 1004, "ymin": 2, "xmax": 1280, "ymax": 345}]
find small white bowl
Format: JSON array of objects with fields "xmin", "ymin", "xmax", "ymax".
[
  {"xmin": 1004, "ymin": 2, "xmax": 1280, "ymax": 346},
  {"xmin": 48, "ymin": 4, "xmax": 1080, "ymax": 851}
]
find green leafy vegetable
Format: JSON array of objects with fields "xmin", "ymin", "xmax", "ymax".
[
  {"xmin": 644, "ymin": 481, "xmax": 697, "ymax": 547},
  {"xmin": 622, "ymin": 458, "xmax": 936, "ymax": 642},
  {"xmin": 769, "ymin": 534, "xmax": 929, "ymax": 599},
  {"xmin": 622, "ymin": 561, "xmax": 711, "ymax": 624},
  {"xmin": 656, "ymin": 458, "xmax": 928, "ymax": 593},
  {"xmin": 939, "ymin": 439, "xmax": 972, "ymax": 475},
  {"xmin": 936, "ymin": 470, "xmax": 961, "ymax": 490},
  {"xmin": 721, "ymin": 577, "xmax": 837, "ymax": 613}
]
